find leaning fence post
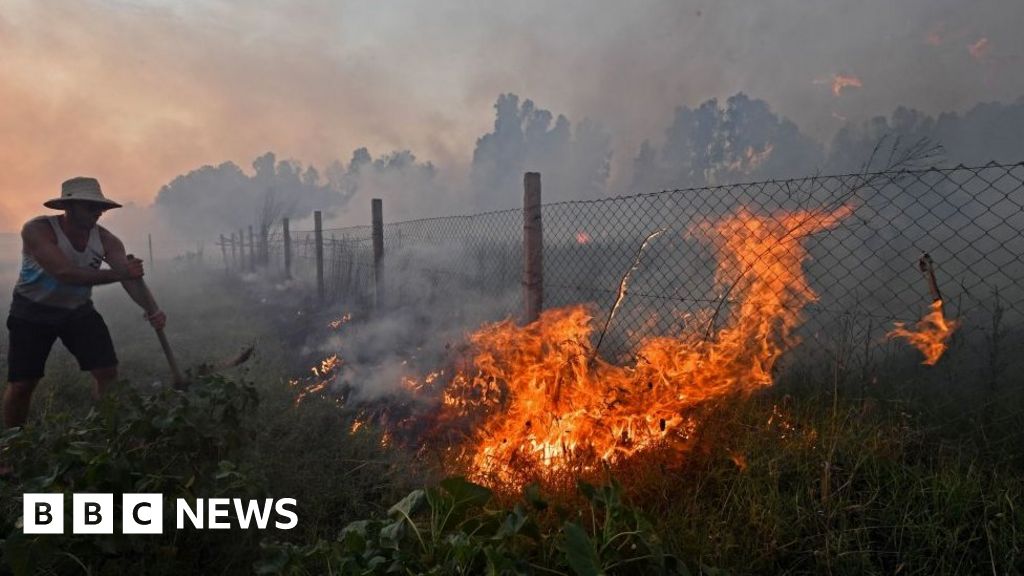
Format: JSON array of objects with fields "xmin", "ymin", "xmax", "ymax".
[
  {"xmin": 523, "ymin": 172, "xmax": 543, "ymax": 323},
  {"xmin": 372, "ymin": 198, "xmax": 384, "ymax": 311},
  {"xmin": 314, "ymin": 211, "xmax": 325, "ymax": 302},
  {"xmin": 282, "ymin": 217, "xmax": 292, "ymax": 279}
]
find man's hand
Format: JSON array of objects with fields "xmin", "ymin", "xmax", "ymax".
[
  {"xmin": 121, "ymin": 255, "xmax": 145, "ymax": 281},
  {"xmin": 145, "ymin": 309, "xmax": 167, "ymax": 331}
]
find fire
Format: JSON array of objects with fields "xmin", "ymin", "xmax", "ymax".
[
  {"xmin": 313, "ymin": 354, "xmax": 340, "ymax": 377},
  {"xmin": 745, "ymin": 144, "xmax": 774, "ymax": 172},
  {"xmin": 723, "ymin": 144, "xmax": 775, "ymax": 174},
  {"xmin": 328, "ymin": 313, "xmax": 352, "ymax": 330},
  {"xmin": 831, "ymin": 74, "xmax": 862, "ymax": 97},
  {"xmin": 575, "ymin": 231, "xmax": 592, "ymax": 245},
  {"xmin": 815, "ymin": 74, "xmax": 862, "ymax": 97},
  {"xmin": 968, "ymin": 37, "xmax": 990, "ymax": 61},
  {"xmin": 440, "ymin": 206, "xmax": 852, "ymax": 486},
  {"xmin": 887, "ymin": 300, "xmax": 958, "ymax": 365},
  {"xmin": 291, "ymin": 353, "xmax": 342, "ymax": 405}
]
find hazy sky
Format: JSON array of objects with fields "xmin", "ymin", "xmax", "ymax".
[{"xmin": 1, "ymin": 0, "xmax": 1021, "ymax": 232}]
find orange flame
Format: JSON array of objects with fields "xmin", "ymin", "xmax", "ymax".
[
  {"xmin": 313, "ymin": 354, "xmax": 340, "ymax": 377},
  {"xmin": 292, "ymin": 353, "xmax": 342, "ymax": 405},
  {"xmin": 815, "ymin": 74, "xmax": 862, "ymax": 97},
  {"xmin": 887, "ymin": 300, "xmax": 958, "ymax": 365},
  {"xmin": 575, "ymin": 231, "xmax": 592, "ymax": 245},
  {"xmin": 968, "ymin": 37, "xmax": 990, "ymax": 61},
  {"xmin": 745, "ymin": 144, "xmax": 774, "ymax": 171},
  {"xmin": 831, "ymin": 74, "xmax": 862, "ymax": 97},
  {"xmin": 441, "ymin": 206, "xmax": 852, "ymax": 486},
  {"xmin": 328, "ymin": 313, "xmax": 353, "ymax": 330},
  {"xmin": 926, "ymin": 24, "xmax": 945, "ymax": 47},
  {"xmin": 723, "ymin": 144, "xmax": 775, "ymax": 174}
]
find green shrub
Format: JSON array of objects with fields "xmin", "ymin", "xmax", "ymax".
[
  {"xmin": 257, "ymin": 476, "xmax": 693, "ymax": 575},
  {"xmin": 0, "ymin": 375, "xmax": 263, "ymax": 576}
]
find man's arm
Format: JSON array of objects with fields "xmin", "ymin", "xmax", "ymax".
[
  {"xmin": 99, "ymin": 228, "xmax": 167, "ymax": 330},
  {"xmin": 23, "ymin": 220, "xmax": 132, "ymax": 286}
]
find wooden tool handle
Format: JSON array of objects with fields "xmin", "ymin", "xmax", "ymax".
[
  {"xmin": 124, "ymin": 275, "xmax": 187, "ymax": 389},
  {"xmin": 918, "ymin": 253, "xmax": 943, "ymax": 303},
  {"xmin": 155, "ymin": 327, "xmax": 186, "ymax": 389}
]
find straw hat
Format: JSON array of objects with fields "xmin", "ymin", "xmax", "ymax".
[{"xmin": 43, "ymin": 177, "xmax": 123, "ymax": 210}]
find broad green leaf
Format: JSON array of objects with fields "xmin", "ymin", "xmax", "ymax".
[
  {"xmin": 388, "ymin": 489, "xmax": 426, "ymax": 520},
  {"xmin": 379, "ymin": 519, "xmax": 406, "ymax": 550},
  {"xmin": 523, "ymin": 481, "xmax": 548, "ymax": 511},
  {"xmin": 253, "ymin": 546, "xmax": 290, "ymax": 575},
  {"xmin": 562, "ymin": 522, "xmax": 603, "ymax": 576},
  {"xmin": 439, "ymin": 476, "xmax": 492, "ymax": 510}
]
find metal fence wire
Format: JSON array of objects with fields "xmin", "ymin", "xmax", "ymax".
[{"xmin": 269, "ymin": 162, "xmax": 1024, "ymax": 365}]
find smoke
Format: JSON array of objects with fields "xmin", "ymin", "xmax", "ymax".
[
  {"xmin": 153, "ymin": 152, "xmax": 352, "ymax": 239},
  {"xmin": 299, "ymin": 242, "xmax": 520, "ymax": 402},
  {"xmin": 5, "ymin": 0, "xmax": 1022, "ymax": 234},
  {"xmin": 629, "ymin": 93, "xmax": 824, "ymax": 192},
  {"xmin": 470, "ymin": 94, "xmax": 612, "ymax": 210},
  {"xmin": 105, "ymin": 87, "xmax": 1024, "ymax": 263},
  {"xmin": 826, "ymin": 97, "xmax": 1024, "ymax": 172},
  {"xmin": 326, "ymin": 148, "xmax": 451, "ymax": 226}
]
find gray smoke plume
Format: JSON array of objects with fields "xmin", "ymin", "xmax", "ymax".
[{"xmin": 471, "ymin": 94, "xmax": 612, "ymax": 210}]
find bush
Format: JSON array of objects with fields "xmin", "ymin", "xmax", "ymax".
[
  {"xmin": 257, "ymin": 476, "xmax": 693, "ymax": 575},
  {"xmin": 0, "ymin": 375, "xmax": 263, "ymax": 575}
]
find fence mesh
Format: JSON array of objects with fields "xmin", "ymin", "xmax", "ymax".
[{"xmin": 243, "ymin": 162, "xmax": 1024, "ymax": 366}]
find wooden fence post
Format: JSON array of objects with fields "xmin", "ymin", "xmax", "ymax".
[
  {"xmin": 238, "ymin": 229, "xmax": 245, "ymax": 271},
  {"xmin": 372, "ymin": 198, "xmax": 384, "ymax": 311},
  {"xmin": 230, "ymin": 232, "xmax": 238, "ymax": 270},
  {"xmin": 282, "ymin": 217, "xmax": 292, "ymax": 279},
  {"xmin": 220, "ymin": 234, "xmax": 228, "ymax": 274},
  {"xmin": 260, "ymin": 224, "xmax": 270, "ymax": 267},
  {"xmin": 314, "ymin": 211, "xmax": 325, "ymax": 302},
  {"xmin": 523, "ymin": 172, "xmax": 543, "ymax": 323},
  {"xmin": 248, "ymin": 226, "xmax": 255, "ymax": 271}
]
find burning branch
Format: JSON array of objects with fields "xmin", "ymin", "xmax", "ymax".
[
  {"xmin": 592, "ymin": 229, "xmax": 666, "ymax": 359},
  {"xmin": 918, "ymin": 253, "xmax": 942, "ymax": 303},
  {"xmin": 887, "ymin": 253, "xmax": 958, "ymax": 365}
]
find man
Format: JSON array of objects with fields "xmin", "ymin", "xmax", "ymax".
[{"xmin": 3, "ymin": 177, "xmax": 167, "ymax": 429}]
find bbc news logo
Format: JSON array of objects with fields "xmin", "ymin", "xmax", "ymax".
[{"xmin": 23, "ymin": 494, "xmax": 298, "ymax": 534}]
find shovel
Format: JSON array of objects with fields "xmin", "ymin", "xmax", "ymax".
[
  {"xmin": 123, "ymin": 276, "xmax": 188, "ymax": 389},
  {"xmin": 121, "ymin": 265, "xmax": 253, "ymax": 390}
]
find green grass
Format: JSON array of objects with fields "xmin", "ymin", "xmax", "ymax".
[
  {"xmin": 615, "ymin": 388, "xmax": 1024, "ymax": 575},
  {"xmin": 1, "ymin": 267, "xmax": 1021, "ymax": 575}
]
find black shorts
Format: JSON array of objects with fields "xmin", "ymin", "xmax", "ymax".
[{"xmin": 6, "ymin": 308, "xmax": 119, "ymax": 382}]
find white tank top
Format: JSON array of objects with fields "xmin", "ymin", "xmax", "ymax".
[{"xmin": 13, "ymin": 216, "xmax": 105, "ymax": 310}]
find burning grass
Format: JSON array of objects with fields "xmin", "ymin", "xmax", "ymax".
[
  {"xmin": 434, "ymin": 207, "xmax": 854, "ymax": 487},
  {"xmin": 3, "ymin": 261, "xmax": 1017, "ymax": 574},
  {"xmin": 888, "ymin": 299, "xmax": 958, "ymax": 365}
]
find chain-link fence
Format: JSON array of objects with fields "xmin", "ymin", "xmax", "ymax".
[
  {"xmin": 545, "ymin": 163, "xmax": 1024, "ymax": 362},
  {"xmin": 235, "ymin": 162, "xmax": 1024, "ymax": 370}
]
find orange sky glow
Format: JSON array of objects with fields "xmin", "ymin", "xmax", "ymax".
[{"xmin": 1, "ymin": 0, "xmax": 1020, "ymax": 234}]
